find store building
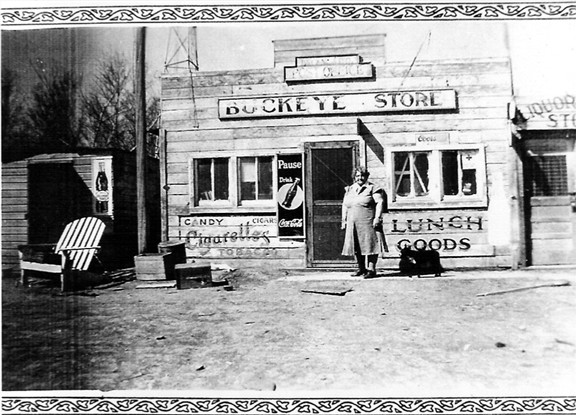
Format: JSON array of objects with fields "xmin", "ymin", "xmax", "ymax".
[
  {"xmin": 511, "ymin": 94, "xmax": 576, "ymax": 266},
  {"xmin": 160, "ymin": 34, "xmax": 521, "ymax": 270}
]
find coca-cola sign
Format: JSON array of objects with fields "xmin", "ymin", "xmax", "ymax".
[{"xmin": 277, "ymin": 154, "xmax": 305, "ymax": 238}]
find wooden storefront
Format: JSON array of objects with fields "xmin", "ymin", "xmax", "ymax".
[
  {"xmin": 160, "ymin": 34, "xmax": 518, "ymax": 270},
  {"xmin": 512, "ymin": 95, "xmax": 576, "ymax": 266},
  {"xmin": 2, "ymin": 150, "xmax": 161, "ymax": 272}
]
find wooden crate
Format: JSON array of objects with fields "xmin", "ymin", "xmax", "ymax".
[
  {"xmin": 175, "ymin": 263, "xmax": 212, "ymax": 289},
  {"xmin": 134, "ymin": 253, "xmax": 173, "ymax": 281}
]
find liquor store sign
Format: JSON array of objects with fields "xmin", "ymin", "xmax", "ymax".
[
  {"xmin": 218, "ymin": 89, "xmax": 457, "ymax": 119},
  {"xmin": 277, "ymin": 154, "xmax": 305, "ymax": 237}
]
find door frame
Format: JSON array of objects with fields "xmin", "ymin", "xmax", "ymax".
[
  {"xmin": 304, "ymin": 140, "xmax": 361, "ymax": 267},
  {"xmin": 521, "ymin": 143, "xmax": 576, "ymax": 266}
]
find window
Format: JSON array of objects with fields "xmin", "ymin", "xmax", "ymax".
[
  {"xmin": 526, "ymin": 155, "xmax": 568, "ymax": 196},
  {"xmin": 394, "ymin": 152, "xmax": 430, "ymax": 197},
  {"xmin": 195, "ymin": 158, "xmax": 229, "ymax": 204},
  {"xmin": 389, "ymin": 145, "xmax": 486, "ymax": 208},
  {"xmin": 239, "ymin": 156, "xmax": 273, "ymax": 203},
  {"xmin": 442, "ymin": 149, "xmax": 479, "ymax": 197},
  {"xmin": 190, "ymin": 153, "xmax": 277, "ymax": 209}
]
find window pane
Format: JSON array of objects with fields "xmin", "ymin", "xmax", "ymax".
[
  {"xmin": 413, "ymin": 153, "xmax": 429, "ymax": 196},
  {"xmin": 197, "ymin": 159, "xmax": 212, "ymax": 200},
  {"xmin": 213, "ymin": 158, "xmax": 229, "ymax": 200},
  {"xmin": 312, "ymin": 149, "xmax": 351, "ymax": 201},
  {"xmin": 460, "ymin": 150, "xmax": 478, "ymax": 196},
  {"xmin": 258, "ymin": 156, "xmax": 273, "ymax": 199},
  {"xmin": 442, "ymin": 151, "xmax": 459, "ymax": 196},
  {"xmin": 462, "ymin": 170, "xmax": 477, "ymax": 195},
  {"xmin": 394, "ymin": 152, "xmax": 411, "ymax": 197},
  {"xmin": 527, "ymin": 155, "xmax": 568, "ymax": 196},
  {"xmin": 239, "ymin": 157, "xmax": 256, "ymax": 200}
]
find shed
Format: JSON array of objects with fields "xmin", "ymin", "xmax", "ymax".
[{"xmin": 2, "ymin": 149, "xmax": 161, "ymax": 273}]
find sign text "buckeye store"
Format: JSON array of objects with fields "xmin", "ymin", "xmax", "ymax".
[{"xmin": 218, "ymin": 89, "xmax": 457, "ymax": 119}]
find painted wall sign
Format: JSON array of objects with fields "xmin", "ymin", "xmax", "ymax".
[
  {"xmin": 218, "ymin": 89, "xmax": 457, "ymax": 119},
  {"xmin": 384, "ymin": 215, "xmax": 491, "ymax": 256},
  {"xmin": 414, "ymin": 132, "xmax": 450, "ymax": 144},
  {"xmin": 179, "ymin": 216, "xmax": 278, "ymax": 248},
  {"xmin": 296, "ymin": 55, "xmax": 361, "ymax": 66},
  {"xmin": 285, "ymin": 63, "xmax": 374, "ymax": 82},
  {"xmin": 277, "ymin": 154, "xmax": 305, "ymax": 237},
  {"xmin": 176, "ymin": 215, "xmax": 306, "ymax": 259},
  {"xmin": 520, "ymin": 94, "xmax": 576, "ymax": 129},
  {"xmin": 92, "ymin": 158, "xmax": 112, "ymax": 216}
]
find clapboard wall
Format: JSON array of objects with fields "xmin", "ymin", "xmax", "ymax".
[
  {"xmin": 161, "ymin": 34, "xmax": 516, "ymax": 269},
  {"xmin": 2, "ymin": 160, "xmax": 28, "ymax": 272}
]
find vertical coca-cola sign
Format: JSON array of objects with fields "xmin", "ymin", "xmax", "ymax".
[
  {"xmin": 277, "ymin": 154, "xmax": 304, "ymax": 237},
  {"xmin": 92, "ymin": 157, "xmax": 113, "ymax": 216}
]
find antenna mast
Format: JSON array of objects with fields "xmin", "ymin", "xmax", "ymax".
[{"xmin": 164, "ymin": 27, "xmax": 199, "ymax": 127}]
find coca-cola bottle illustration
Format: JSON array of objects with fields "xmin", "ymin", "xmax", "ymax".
[
  {"xmin": 95, "ymin": 162, "xmax": 109, "ymax": 213},
  {"xmin": 96, "ymin": 162, "xmax": 108, "ymax": 191},
  {"xmin": 281, "ymin": 178, "xmax": 300, "ymax": 208}
]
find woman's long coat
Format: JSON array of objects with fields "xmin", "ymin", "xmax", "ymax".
[{"xmin": 341, "ymin": 182, "xmax": 388, "ymax": 257}]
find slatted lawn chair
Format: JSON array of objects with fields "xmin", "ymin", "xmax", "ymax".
[{"xmin": 18, "ymin": 217, "xmax": 106, "ymax": 291}]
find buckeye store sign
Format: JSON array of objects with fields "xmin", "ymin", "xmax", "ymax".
[{"xmin": 218, "ymin": 89, "xmax": 457, "ymax": 119}]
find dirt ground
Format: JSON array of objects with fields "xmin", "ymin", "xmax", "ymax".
[{"xmin": 2, "ymin": 265, "xmax": 576, "ymax": 397}]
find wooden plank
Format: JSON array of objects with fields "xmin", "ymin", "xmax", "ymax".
[
  {"xmin": 184, "ymin": 245, "xmax": 305, "ymax": 260},
  {"xmin": 531, "ymin": 232, "xmax": 572, "ymax": 240},
  {"xmin": 162, "ymin": 99, "xmax": 511, "ymax": 125},
  {"xmin": 274, "ymin": 34, "xmax": 386, "ymax": 50},
  {"xmin": 530, "ymin": 196, "xmax": 571, "ymax": 206},
  {"xmin": 162, "ymin": 77, "xmax": 512, "ymax": 104},
  {"xmin": 163, "ymin": 122, "xmax": 507, "ymax": 154},
  {"xmin": 161, "ymin": 59, "xmax": 510, "ymax": 89},
  {"xmin": 477, "ymin": 281, "xmax": 570, "ymax": 297}
]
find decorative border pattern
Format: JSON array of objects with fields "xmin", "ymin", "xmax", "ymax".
[
  {"xmin": 2, "ymin": 396, "xmax": 576, "ymax": 414},
  {"xmin": 2, "ymin": 3, "xmax": 575, "ymax": 414},
  {"xmin": 2, "ymin": 3, "xmax": 576, "ymax": 26}
]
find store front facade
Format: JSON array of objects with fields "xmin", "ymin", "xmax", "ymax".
[
  {"xmin": 160, "ymin": 34, "xmax": 519, "ymax": 270},
  {"xmin": 512, "ymin": 95, "xmax": 576, "ymax": 266}
]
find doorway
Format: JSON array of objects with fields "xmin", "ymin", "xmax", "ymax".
[
  {"xmin": 522, "ymin": 134, "xmax": 576, "ymax": 265},
  {"xmin": 28, "ymin": 162, "xmax": 79, "ymax": 244},
  {"xmin": 305, "ymin": 141, "xmax": 359, "ymax": 267}
]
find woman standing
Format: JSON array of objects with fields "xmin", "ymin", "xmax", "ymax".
[{"xmin": 341, "ymin": 167, "xmax": 388, "ymax": 278}]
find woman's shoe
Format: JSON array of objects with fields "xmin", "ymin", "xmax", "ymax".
[
  {"xmin": 351, "ymin": 269, "xmax": 367, "ymax": 277},
  {"xmin": 363, "ymin": 270, "xmax": 377, "ymax": 279}
]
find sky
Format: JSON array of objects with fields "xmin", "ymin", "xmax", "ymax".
[
  {"xmin": 146, "ymin": 20, "xmax": 576, "ymax": 97},
  {"xmin": 2, "ymin": 6, "xmax": 576, "ymax": 98}
]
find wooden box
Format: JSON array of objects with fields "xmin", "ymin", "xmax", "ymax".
[
  {"xmin": 134, "ymin": 253, "xmax": 173, "ymax": 281},
  {"xmin": 175, "ymin": 263, "xmax": 212, "ymax": 289}
]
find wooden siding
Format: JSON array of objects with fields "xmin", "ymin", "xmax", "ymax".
[
  {"xmin": 161, "ymin": 49, "xmax": 514, "ymax": 268},
  {"xmin": 274, "ymin": 34, "xmax": 387, "ymax": 68},
  {"xmin": 2, "ymin": 161, "xmax": 28, "ymax": 271}
]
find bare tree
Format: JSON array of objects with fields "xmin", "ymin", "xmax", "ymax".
[
  {"xmin": 27, "ymin": 66, "xmax": 81, "ymax": 152},
  {"xmin": 82, "ymin": 53, "xmax": 160, "ymax": 153},
  {"xmin": 1, "ymin": 69, "xmax": 33, "ymax": 161}
]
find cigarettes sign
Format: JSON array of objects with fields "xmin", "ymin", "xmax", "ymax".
[
  {"xmin": 277, "ymin": 154, "xmax": 305, "ymax": 238},
  {"xmin": 218, "ymin": 89, "xmax": 457, "ymax": 119}
]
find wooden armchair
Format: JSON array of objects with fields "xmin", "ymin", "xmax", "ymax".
[{"xmin": 18, "ymin": 217, "xmax": 106, "ymax": 291}]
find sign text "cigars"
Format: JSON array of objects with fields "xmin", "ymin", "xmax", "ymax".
[{"xmin": 218, "ymin": 90, "xmax": 457, "ymax": 119}]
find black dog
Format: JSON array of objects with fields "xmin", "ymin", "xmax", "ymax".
[{"xmin": 399, "ymin": 248, "xmax": 444, "ymax": 277}]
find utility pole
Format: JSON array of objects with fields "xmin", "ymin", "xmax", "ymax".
[{"xmin": 135, "ymin": 27, "xmax": 148, "ymax": 254}]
